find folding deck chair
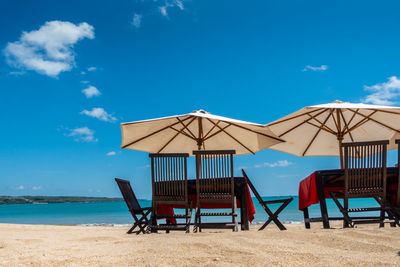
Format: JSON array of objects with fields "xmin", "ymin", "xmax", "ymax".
[
  {"xmin": 330, "ymin": 140, "xmax": 390, "ymax": 228},
  {"xmin": 242, "ymin": 169, "xmax": 293, "ymax": 230},
  {"xmin": 193, "ymin": 150, "xmax": 239, "ymax": 232},
  {"xmin": 149, "ymin": 153, "xmax": 193, "ymax": 233},
  {"xmin": 115, "ymin": 178, "xmax": 152, "ymax": 234}
]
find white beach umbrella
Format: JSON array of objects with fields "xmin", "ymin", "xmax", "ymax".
[
  {"xmin": 121, "ymin": 110, "xmax": 284, "ymax": 155},
  {"xmin": 266, "ymin": 100, "xmax": 400, "ymax": 167}
]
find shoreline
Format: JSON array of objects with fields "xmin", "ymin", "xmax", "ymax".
[
  {"xmin": 0, "ymin": 220, "xmax": 305, "ymax": 227},
  {"xmin": 1, "ymin": 222, "xmax": 399, "ymax": 266}
]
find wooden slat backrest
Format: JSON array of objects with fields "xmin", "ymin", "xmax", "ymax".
[
  {"xmin": 193, "ymin": 150, "xmax": 235, "ymax": 196},
  {"xmin": 342, "ymin": 140, "xmax": 388, "ymax": 198},
  {"xmin": 149, "ymin": 153, "xmax": 189, "ymax": 201},
  {"xmin": 115, "ymin": 178, "xmax": 142, "ymax": 212}
]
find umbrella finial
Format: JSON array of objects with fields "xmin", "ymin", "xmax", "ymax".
[
  {"xmin": 332, "ymin": 100, "xmax": 344, "ymax": 104},
  {"xmin": 193, "ymin": 109, "xmax": 209, "ymax": 114}
]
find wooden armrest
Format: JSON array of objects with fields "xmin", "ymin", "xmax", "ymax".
[
  {"xmin": 135, "ymin": 207, "xmax": 152, "ymax": 212},
  {"xmin": 262, "ymin": 197, "xmax": 293, "ymax": 205}
]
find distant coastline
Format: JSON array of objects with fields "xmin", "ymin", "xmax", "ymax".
[
  {"xmin": 0, "ymin": 196, "xmax": 123, "ymax": 205},
  {"xmin": 0, "ymin": 195, "xmax": 299, "ymax": 205}
]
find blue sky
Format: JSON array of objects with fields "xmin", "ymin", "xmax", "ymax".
[{"xmin": 1, "ymin": 0, "xmax": 400, "ymax": 199}]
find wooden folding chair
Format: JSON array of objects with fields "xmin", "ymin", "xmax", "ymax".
[
  {"xmin": 242, "ymin": 169, "xmax": 293, "ymax": 230},
  {"xmin": 149, "ymin": 153, "xmax": 193, "ymax": 233},
  {"xmin": 385, "ymin": 140, "xmax": 400, "ymax": 226},
  {"xmin": 115, "ymin": 178, "xmax": 152, "ymax": 234},
  {"xmin": 330, "ymin": 140, "xmax": 389, "ymax": 228},
  {"xmin": 193, "ymin": 150, "xmax": 238, "ymax": 232}
]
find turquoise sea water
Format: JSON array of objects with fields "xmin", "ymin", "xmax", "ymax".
[{"xmin": 0, "ymin": 197, "xmax": 382, "ymax": 226}]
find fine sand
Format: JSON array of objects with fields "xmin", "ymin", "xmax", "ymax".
[{"xmin": 0, "ymin": 223, "xmax": 399, "ymax": 266}]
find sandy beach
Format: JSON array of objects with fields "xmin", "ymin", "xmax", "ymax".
[{"xmin": 0, "ymin": 223, "xmax": 399, "ymax": 266}]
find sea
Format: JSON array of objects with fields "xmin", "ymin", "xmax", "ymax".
[{"xmin": 0, "ymin": 197, "xmax": 382, "ymax": 226}]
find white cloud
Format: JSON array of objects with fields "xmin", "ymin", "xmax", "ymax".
[
  {"xmin": 363, "ymin": 76, "xmax": 400, "ymax": 105},
  {"xmin": 159, "ymin": 0, "xmax": 184, "ymax": 17},
  {"xmin": 269, "ymin": 160, "xmax": 292, "ymax": 167},
  {"xmin": 15, "ymin": 185, "xmax": 24, "ymax": 190},
  {"xmin": 106, "ymin": 151, "xmax": 116, "ymax": 156},
  {"xmin": 175, "ymin": 0, "xmax": 184, "ymax": 10},
  {"xmin": 302, "ymin": 65, "xmax": 328, "ymax": 72},
  {"xmin": 132, "ymin": 14, "xmax": 142, "ymax": 28},
  {"xmin": 80, "ymin": 107, "xmax": 117, "ymax": 122},
  {"xmin": 276, "ymin": 174, "xmax": 297, "ymax": 178},
  {"xmin": 131, "ymin": 0, "xmax": 185, "ymax": 26},
  {"xmin": 138, "ymin": 164, "xmax": 151, "ymax": 168},
  {"xmin": 9, "ymin": 71, "xmax": 26, "ymax": 76},
  {"xmin": 81, "ymin": 80, "xmax": 89, "ymax": 84},
  {"xmin": 82, "ymin": 85, "xmax": 101, "ymax": 98},
  {"xmin": 254, "ymin": 160, "xmax": 293, "ymax": 168},
  {"xmin": 32, "ymin": 185, "xmax": 42, "ymax": 190},
  {"xmin": 159, "ymin": 5, "xmax": 169, "ymax": 17},
  {"xmin": 236, "ymin": 166, "xmax": 249, "ymax": 170},
  {"xmin": 68, "ymin": 127, "xmax": 97, "ymax": 142},
  {"xmin": 87, "ymin": 66, "xmax": 96, "ymax": 72},
  {"xmin": 4, "ymin": 20, "xmax": 94, "ymax": 77}
]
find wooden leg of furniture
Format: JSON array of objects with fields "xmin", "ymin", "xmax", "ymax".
[
  {"xmin": 258, "ymin": 198, "xmax": 293, "ymax": 231},
  {"xmin": 330, "ymin": 192, "xmax": 354, "ymax": 228},
  {"xmin": 129, "ymin": 210, "xmax": 151, "ymax": 235},
  {"xmin": 193, "ymin": 207, "xmax": 199, "ymax": 233},
  {"xmin": 387, "ymin": 207, "xmax": 400, "ymax": 227},
  {"xmin": 150, "ymin": 207, "xmax": 158, "ymax": 233},
  {"xmin": 379, "ymin": 209, "xmax": 385, "ymax": 228},
  {"xmin": 127, "ymin": 222, "xmax": 137, "ymax": 234},
  {"xmin": 185, "ymin": 201, "xmax": 193, "ymax": 234},
  {"xmin": 240, "ymin": 185, "xmax": 249, "ymax": 230},
  {"xmin": 375, "ymin": 197, "xmax": 400, "ymax": 227},
  {"xmin": 343, "ymin": 198, "xmax": 349, "ymax": 228},
  {"xmin": 389, "ymin": 214, "xmax": 396, "ymax": 227},
  {"xmin": 198, "ymin": 208, "xmax": 202, "ymax": 232},
  {"xmin": 239, "ymin": 199, "xmax": 245, "ymax": 231},
  {"xmin": 194, "ymin": 207, "xmax": 202, "ymax": 233},
  {"xmin": 232, "ymin": 197, "xmax": 238, "ymax": 232},
  {"xmin": 316, "ymin": 177, "xmax": 330, "ymax": 229},
  {"xmin": 303, "ymin": 208, "xmax": 310, "ymax": 229}
]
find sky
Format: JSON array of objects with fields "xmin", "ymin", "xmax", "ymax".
[{"xmin": 1, "ymin": 0, "xmax": 400, "ymax": 199}]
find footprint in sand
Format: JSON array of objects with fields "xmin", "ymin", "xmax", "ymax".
[
  {"xmin": 16, "ymin": 239, "xmax": 42, "ymax": 244},
  {"xmin": 78, "ymin": 236, "xmax": 118, "ymax": 242}
]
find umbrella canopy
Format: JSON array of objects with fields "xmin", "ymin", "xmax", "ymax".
[
  {"xmin": 121, "ymin": 110, "xmax": 284, "ymax": 155},
  {"xmin": 266, "ymin": 100, "xmax": 400, "ymax": 167}
]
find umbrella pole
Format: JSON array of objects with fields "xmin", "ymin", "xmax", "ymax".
[
  {"xmin": 339, "ymin": 138, "xmax": 344, "ymax": 169},
  {"xmin": 336, "ymin": 132, "xmax": 344, "ymax": 169},
  {"xmin": 335, "ymin": 110, "xmax": 344, "ymax": 169},
  {"xmin": 197, "ymin": 117, "xmax": 203, "ymax": 150}
]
